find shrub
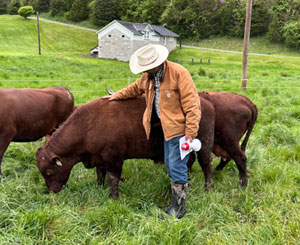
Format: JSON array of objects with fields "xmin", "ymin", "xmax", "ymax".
[
  {"xmin": 198, "ymin": 68, "xmax": 206, "ymax": 76},
  {"xmin": 18, "ymin": 6, "xmax": 34, "ymax": 19},
  {"xmin": 282, "ymin": 21, "xmax": 300, "ymax": 50}
]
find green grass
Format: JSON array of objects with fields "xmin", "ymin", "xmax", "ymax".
[
  {"xmin": 183, "ymin": 36, "xmax": 300, "ymax": 57},
  {"xmin": 1, "ymin": 14, "xmax": 300, "ymax": 244}
]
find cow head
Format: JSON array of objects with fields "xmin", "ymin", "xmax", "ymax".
[{"xmin": 36, "ymin": 146, "xmax": 71, "ymax": 193}]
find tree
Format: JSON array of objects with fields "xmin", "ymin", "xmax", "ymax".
[
  {"xmin": 66, "ymin": 0, "xmax": 74, "ymax": 11},
  {"xmin": 37, "ymin": 0, "xmax": 50, "ymax": 12},
  {"xmin": 7, "ymin": 0, "xmax": 21, "ymax": 14},
  {"xmin": 283, "ymin": 21, "xmax": 300, "ymax": 49},
  {"xmin": 250, "ymin": 1, "xmax": 270, "ymax": 36},
  {"xmin": 91, "ymin": 0, "xmax": 121, "ymax": 27},
  {"xmin": 50, "ymin": 0, "xmax": 66, "ymax": 16},
  {"xmin": 267, "ymin": 0, "xmax": 300, "ymax": 43},
  {"xmin": 18, "ymin": 5, "xmax": 34, "ymax": 19},
  {"xmin": 0, "ymin": 0, "xmax": 8, "ymax": 14},
  {"xmin": 119, "ymin": 0, "xmax": 143, "ymax": 22},
  {"xmin": 160, "ymin": 0, "xmax": 193, "ymax": 39},
  {"xmin": 161, "ymin": 0, "xmax": 222, "ymax": 39},
  {"xmin": 67, "ymin": 0, "xmax": 89, "ymax": 22},
  {"xmin": 120, "ymin": 0, "xmax": 168, "ymax": 24}
]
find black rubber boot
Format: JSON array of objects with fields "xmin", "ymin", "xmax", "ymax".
[{"xmin": 165, "ymin": 183, "xmax": 188, "ymax": 219}]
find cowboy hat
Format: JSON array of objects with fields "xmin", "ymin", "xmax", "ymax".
[{"xmin": 129, "ymin": 44, "xmax": 169, "ymax": 74}]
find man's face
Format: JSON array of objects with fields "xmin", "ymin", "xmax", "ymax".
[{"xmin": 145, "ymin": 65, "xmax": 161, "ymax": 75}]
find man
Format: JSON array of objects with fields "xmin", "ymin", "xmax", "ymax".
[{"xmin": 110, "ymin": 44, "xmax": 201, "ymax": 218}]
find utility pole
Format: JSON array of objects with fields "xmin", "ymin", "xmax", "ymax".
[
  {"xmin": 241, "ymin": 0, "xmax": 253, "ymax": 90},
  {"xmin": 37, "ymin": 11, "xmax": 41, "ymax": 55}
]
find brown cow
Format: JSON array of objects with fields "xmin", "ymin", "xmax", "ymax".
[
  {"xmin": 35, "ymin": 96, "xmax": 215, "ymax": 199},
  {"xmin": 0, "ymin": 86, "xmax": 74, "ymax": 174},
  {"xmin": 188, "ymin": 91, "xmax": 258, "ymax": 187}
]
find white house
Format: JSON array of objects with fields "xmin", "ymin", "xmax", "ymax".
[{"xmin": 95, "ymin": 20, "xmax": 179, "ymax": 61}]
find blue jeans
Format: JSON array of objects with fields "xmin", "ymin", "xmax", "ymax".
[{"xmin": 164, "ymin": 135, "xmax": 189, "ymax": 184}]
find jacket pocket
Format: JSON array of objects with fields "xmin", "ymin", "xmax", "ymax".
[{"xmin": 160, "ymin": 89, "xmax": 185, "ymax": 121}]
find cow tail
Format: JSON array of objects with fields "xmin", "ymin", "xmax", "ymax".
[{"xmin": 241, "ymin": 103, "xmax": 258, "ymax": 152}]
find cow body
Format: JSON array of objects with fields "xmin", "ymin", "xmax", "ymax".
[
  {"xmin": 189, "ymin": 91, "xmax": 258, "ymax": 187},
  {"xmin": 36, "ymin": 96, "xmax": 215, "ymax": 199},
  {"xmin": 0, "ymin": 86, "xmax": 74, "ymax": 174}
]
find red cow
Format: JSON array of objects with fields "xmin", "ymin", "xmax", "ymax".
[
  {"xmin": 188, "ymin": 91, "xmax": 258, "ymax": 187},
  {"xmin": 0, "ymin": 86, "xmax": 74, "ymax": 174},
  {"xmin": 36, "ymin": 96, "xmax": 215, "ymax": 199}
]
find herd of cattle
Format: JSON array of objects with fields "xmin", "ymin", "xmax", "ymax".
[{"xmin": 1, "ymin": 86, "xmax": 257, "ymax": 199}]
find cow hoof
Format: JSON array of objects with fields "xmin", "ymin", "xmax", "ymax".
[
  {"xmin": 109, "ymin": 193, "xmax": 119, "ymax": 200},
  {"xmin": 97, "ymin": 179, "xmax": 105, "ymax": 186},
  {"xmin": 239, "ymin": 179, "xmax": 248, "ymax": 187},
  {"xmin": 205, "ymin": 184, "xmax": 213, "ymax": 191}
]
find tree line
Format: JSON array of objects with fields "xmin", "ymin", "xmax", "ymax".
[{"xmin": 1, "ymin": 0, "xmax": 299, "ymax": 49}]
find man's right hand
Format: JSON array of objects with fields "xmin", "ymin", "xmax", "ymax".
[{"xmin": 102, "ymin": 95, "xmax": 115, "ymax": 101}]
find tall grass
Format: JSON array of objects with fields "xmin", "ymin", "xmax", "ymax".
[{"xmin": 0, "ymin": 14, "xmax": 300, "ymax": 244}]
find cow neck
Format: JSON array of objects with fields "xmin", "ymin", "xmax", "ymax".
[{"xmin": 46, "ymin": 129, "xmax": 68, "ymax": 156}]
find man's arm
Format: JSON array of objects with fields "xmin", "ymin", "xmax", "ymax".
[
  {"xmin": 112, "ymin": 78, "xmax": 144, "ymax": 100},
  {"xmin": 178, "ymin": 70, "xmax": 201, "ymax": 141}
]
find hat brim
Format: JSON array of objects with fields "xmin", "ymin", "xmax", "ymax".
[{"xmin": 129, "ymin": 45, "xmax": 169, "ymax": 74}]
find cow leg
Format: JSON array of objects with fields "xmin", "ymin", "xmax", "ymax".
[
  {"xmin": 215, "ymin": 158, "xmax": 231, "ymax": 171},
  {"xmin": 187, "ymin": 152, "xmax": 196, "ymax": 172},
  {"xmin": 223, "ymin": 144, "xmax": 247, "ymax": 187},
  {"xmin": 96, "ymin": 167, "xmax": 106, "ymax": 186},
  {"xmin": 196, "ymin": 150, "xmax": 212, "ymax": 191},
  {"xmin": 107, "ymin": 170, "xmax": 121, "ymax": 200},
  {"xmin": 0, "ymin": 130, "xmax": 16, "ymax": 175}
]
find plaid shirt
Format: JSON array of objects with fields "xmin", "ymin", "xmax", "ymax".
[{"xmin": 154, "ymin": 65, "xmax": 164, "ymax": 119}]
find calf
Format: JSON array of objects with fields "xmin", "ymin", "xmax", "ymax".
[
  {"xmin": 0, "ymin": 86, "xmax": 74, "ymax": 174},
  {"xmin": 36, "ymin": 96, "xmax": 215, "ymax": 199},
  {"xmin": 188, "ymin": 91, "xmax": 258, "ymax": 187}
]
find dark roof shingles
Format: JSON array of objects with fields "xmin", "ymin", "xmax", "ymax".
[{"xmin": 116, "ymin": 20, "xmax": 179, "ymax": 37}]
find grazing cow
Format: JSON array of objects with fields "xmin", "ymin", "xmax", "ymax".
[
  {"xmin": 36, "ymin": 96, "xmax": 215, "ymax": 199},
  {"xmin": 0, "ymin": 86, "xmax": 74, "ymax": 174},
  {"xmin": 188, "ymin": 91, "xmax": 258, "ymax": 187}
]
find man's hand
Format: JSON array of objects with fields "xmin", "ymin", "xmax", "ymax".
[
  {"xmin": 102, "ymin": 95, "xmax": 115, "ymax": 101},
  {"xmin": 185, "ymin": 135, "xmax": 194, "ymax": 143}
]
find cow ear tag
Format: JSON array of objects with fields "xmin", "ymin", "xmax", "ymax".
[
  {"xmin": 56, "ymin": 159, "xmax": 63, "ymax": 167},
  {"xmin": 51, "ymin": 156, "xmax": 63, "ymax": 167}
]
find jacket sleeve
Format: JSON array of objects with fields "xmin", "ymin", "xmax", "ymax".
[
  {"xmin": 112, "ymin": 78, "xmax": 144, "ymax": 100},
  {"xmin": 177, "ymin": 70, "xmax": 201, "ymax": 138}
]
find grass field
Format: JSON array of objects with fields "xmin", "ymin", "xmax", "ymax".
[{"xmin": 1, "ymin": 14, "xmax": 300, "ymax": 244}]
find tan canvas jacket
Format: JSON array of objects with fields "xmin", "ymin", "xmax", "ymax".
[{"xmin": 112, "ymin": 60, "xmax": 201, "ymax": 141}]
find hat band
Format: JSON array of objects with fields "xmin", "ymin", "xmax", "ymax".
[{"xmin": 139, "ymin": 56, "xmax": 159, "ymax": 66}]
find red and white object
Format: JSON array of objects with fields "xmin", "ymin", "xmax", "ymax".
[{"xmin": 179, "ymin": 136, "xmax": 201, "ymax": 160}]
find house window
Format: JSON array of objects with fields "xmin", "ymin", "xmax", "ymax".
[
  {"xmin": 169, "ymin": 37, "xmax": 174, "ymax": 42},
  {"xmin": 108, "ymin": 34, "xmax": 112, "ymax": 38},
  {"xmin": 121, "ymin": 34, "xmax": 125, "ymax": 38},
  {"xmin": 144, "ymin": 31, "xmax": 150, "ymax": 39}
]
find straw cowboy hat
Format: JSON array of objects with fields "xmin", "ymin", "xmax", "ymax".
[{"xmin": 129, "ymin": 44, "xmax": 169, "ymax": 74}]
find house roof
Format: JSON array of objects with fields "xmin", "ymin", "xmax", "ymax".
[{"xmin": 98, "ymin": 20, "xmax": 179, "ymax": 38}]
